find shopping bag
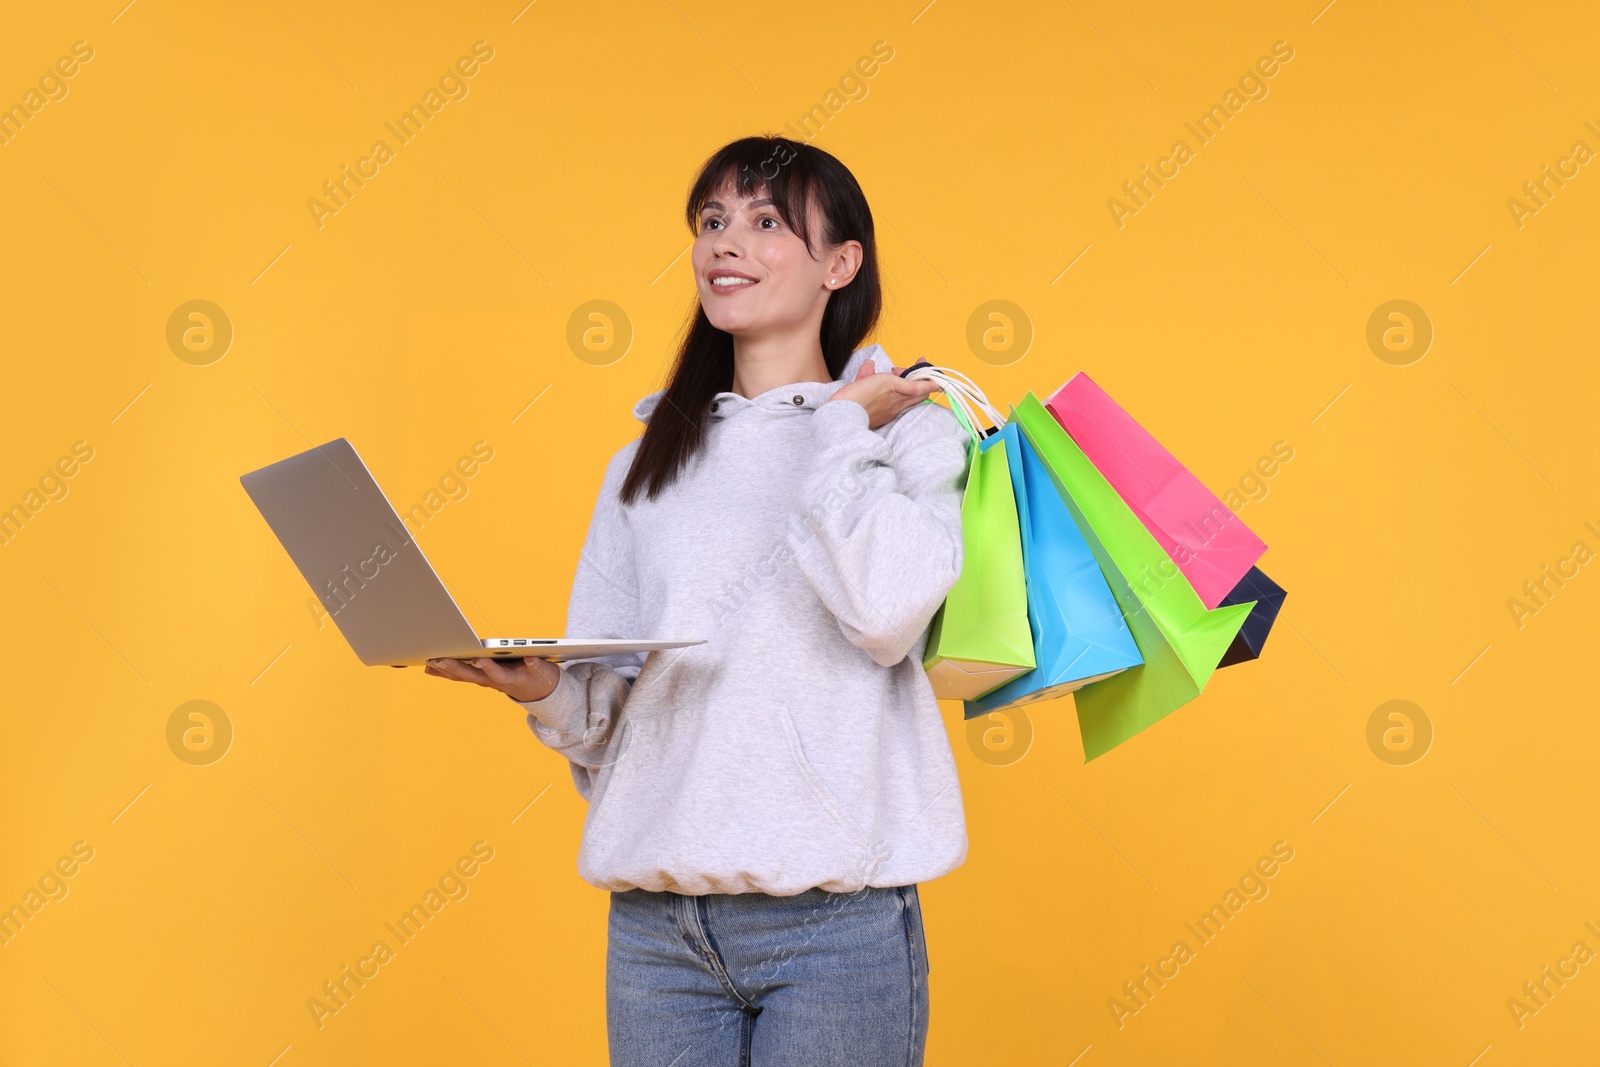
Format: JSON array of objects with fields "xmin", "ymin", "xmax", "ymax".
[
  {"xmin": 921, "ymin": 376, "xmax": 1035, "ymax": 700},
  {"xmin": 963, "ymin": 423, "xmax": 1142, "ymax": 718},
  {"xmin": 1010, "ymin": 393, "xmax": 1256, "ymax": 760},
  {"xmin": 1215, "ymin": 566, "xmax": 1286, "ymax": 668},
  {"xmin": 1044, "ymin": 373, "xmax": 1266, "ymax": 610}
]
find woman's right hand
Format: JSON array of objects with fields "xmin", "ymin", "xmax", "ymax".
[
  {"xmin": 424, "ymin": 655, "xmax": 563, "ymax": 703},
  {"xmin": 828, "ymin": 361, "xmax": 940, "ymax": 430}
]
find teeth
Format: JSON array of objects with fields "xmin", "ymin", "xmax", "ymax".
[{"xmin": 712, "ymin": 277, "xmax": 755, "ymax": 287}]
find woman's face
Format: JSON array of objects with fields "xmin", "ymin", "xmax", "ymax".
[{"xmin": 691, "ymin": 182, "xmax": 860, "ymax": 340}]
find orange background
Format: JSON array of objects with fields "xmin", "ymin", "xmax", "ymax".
[{"xmin": 1, "ymin": 1, "xmax": 1596, "ymax": 1063}]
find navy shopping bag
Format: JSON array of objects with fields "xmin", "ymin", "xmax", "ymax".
[{"xmin": 1215, "ymin": 566, "xmax": 1287, "ymax": 668}]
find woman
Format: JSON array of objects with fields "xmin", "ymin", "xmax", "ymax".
[{"xmin": 425, "ymin": 134, "xmax": 969, "ymax": 1066}]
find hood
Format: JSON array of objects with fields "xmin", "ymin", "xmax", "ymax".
[{"xmin": 631, "ymin": 343, "xmax": 894, "ymax": 424}]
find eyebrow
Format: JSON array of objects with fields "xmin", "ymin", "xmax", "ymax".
[{"xmin": 700, "ymin": 198, "xmax": 775, "ymax": 213}]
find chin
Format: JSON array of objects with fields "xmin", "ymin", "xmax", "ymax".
[{"xmin": 702, "ymin": 309, "xmax": 757, "ymax": 334}]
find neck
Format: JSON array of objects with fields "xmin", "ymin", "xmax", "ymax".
[{"xmin": 729, "ymin": 333, "xmax": 831, "ymax": 399}]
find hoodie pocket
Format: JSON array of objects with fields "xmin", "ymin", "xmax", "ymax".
[{"xmin": 775, "ymin": 701, "xmax": 870, "ymax": 851}]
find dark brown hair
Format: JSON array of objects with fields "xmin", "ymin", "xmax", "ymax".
[{"xmin": 620, "ymin": 135, "xmax": 883, "ymax": 504}]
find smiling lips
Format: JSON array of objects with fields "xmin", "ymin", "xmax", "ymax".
[{"xmin": 707, "ymin": 269, "xmax": 759, "ymax": 294}]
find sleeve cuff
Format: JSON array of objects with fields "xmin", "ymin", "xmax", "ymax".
[{"xmin": 508, "ymin": 665, "xmax": 586, "ymax": 739}]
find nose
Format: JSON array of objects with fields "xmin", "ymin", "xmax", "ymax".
[{"xmin": 710, "ymin": 223, "xmax": 744, "ymax": 260}]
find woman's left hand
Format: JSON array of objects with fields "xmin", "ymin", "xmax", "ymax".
[{"xmin": 828, "ymin": 362, "xmax": 941, "ymax": 430}]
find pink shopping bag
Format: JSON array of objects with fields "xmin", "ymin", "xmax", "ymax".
[{"xmin": 1044, "ymin": 372, "xmax": 1266, "ymax": 610}]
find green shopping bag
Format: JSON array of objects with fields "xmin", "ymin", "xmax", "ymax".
[
  {"xmin": 1011, "ymin": 393, "xmax": 1256, "ymax": 759},
  {"xmin": 923, "ymin": 395, "xmax": 1035, "ymax": 701}
]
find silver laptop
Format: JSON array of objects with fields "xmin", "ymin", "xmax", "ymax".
[{"xmin": 240, "ymin": 437, "xmax": 703, "ymax": 668}]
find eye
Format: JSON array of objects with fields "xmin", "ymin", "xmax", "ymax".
[{"xmin": 758, "ymin": 215, "xmax": 781, "ymax": 230}]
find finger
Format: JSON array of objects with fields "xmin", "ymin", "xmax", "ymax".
[
  {"xmin": 895, "ymin": 384, "xmax": 940, "ymax": 415},
  {"xmin": 431, "ymin": 658, "xmax": 490, "ymax": 684},
  {"xmin": 426, "ymin": 661, "xmax": 477, "ymax": 683},
  {"xmin": 471, "ymin": 657, "xmax": 525, "ymax": 689},
  {"xmin": 856, "ymin": 362, "xmax": 876, "ymax": 379},
  {"xmin": 893, "ymin": 378, "xmax": 940, "ymax": 399}
]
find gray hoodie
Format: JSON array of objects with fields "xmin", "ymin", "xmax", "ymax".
[{"xmin": 513, "ymin": 343, "xmax": 970, "ymax": 895}]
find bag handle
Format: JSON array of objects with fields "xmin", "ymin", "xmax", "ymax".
[
  {"xmin": 898, "ymin": 362, "xmax": 1006, "ymax": 442},
  {"xmin": 897, "ymin": 361, "xmax": 983, "ymax": 446}
]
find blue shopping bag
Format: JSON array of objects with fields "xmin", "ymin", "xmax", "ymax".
[{"xmin": 964, "ymin": 424, "xmax": 1143, "ymax": 718}]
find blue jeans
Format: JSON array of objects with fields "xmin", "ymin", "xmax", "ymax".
[{"xmin": 606, "ymin": 883, "xmax": 931, "ymax": 1066}]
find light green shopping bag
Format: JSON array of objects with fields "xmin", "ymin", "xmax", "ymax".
[
  {"xmin": 923, "ymin": 401, "xmax": 1035, "ymax": 701},
  {"xmin": 1011, "ymin": 393, "xmax": 1255, "ymax": 759}
]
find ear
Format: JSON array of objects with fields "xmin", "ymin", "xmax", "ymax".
[{"xmin": 826, "ymin": 239, "xmax": 864, "ymax": 290}]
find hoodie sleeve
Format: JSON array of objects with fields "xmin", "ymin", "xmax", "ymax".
[
  {"xmin": 508, "ymin": 444, "xmax": 644, "ymax": 800},
  {"xmin": 786, "ymin": 396, "xmax": 970, "ymax": 668}
]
